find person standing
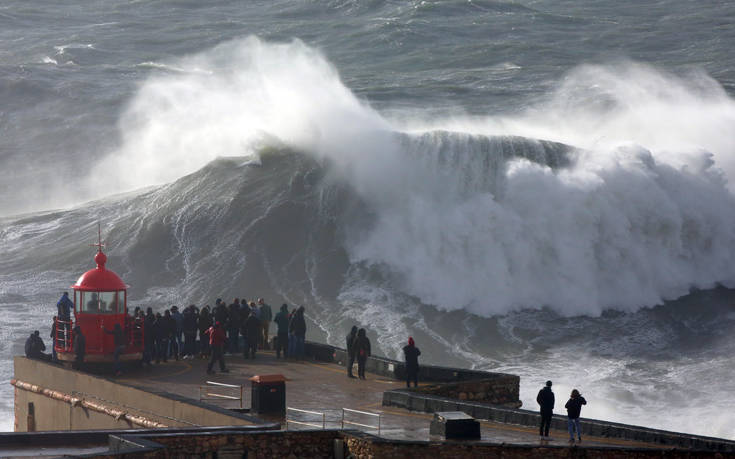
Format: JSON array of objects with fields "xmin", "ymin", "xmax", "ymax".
[
  {"xmin": 103, "ymin": 323, "xmax": 126, "ymax": 376},
  {"xmin": 72, "ymin": 326, "xmax": 86, "ymax": 371},
  {"xmin": 50, "ymin": 318, "xmax": 58, "ymax": 362},
  {"xmin": 205, "ymin": 321, "xmax": 229, "ymax": 374},
  {"xmin": 182, "ymin": 305, "xmax": 198, "ymax": 359},
  {"xmin": 565, "ymin": 389, "xmax": 587, "ymax": 444},
  {"xmin": 258, "ymin": 298, "xmax": 272, "ymax": 349},
  {"xmin": 345, "ymin": 326, "xmax": 358, "ymax": 378},
  {"xmin": 243, "ymin": 310, "xmax": 260, "ymax": 359},
  {"xmin": 143, "ymin": 308, "xmax": 155, "ymax": 365},
  {"xmin": 227, "ymin": 299, "xmax": 241, "ymax": 354},
  {"xmin": 169, "ymin": 306, "xmax": 183, "ymax": 360},
  {"xmin": 402, "ymin": 337, "xmax": 421, "ymax": 387},
  {"xmin": 56, "ymin": 291, "xmax": 73, "ymax": 346},
  {"xmin": 198, "ymin": 306, "xmax": 212, "ymax": 358},
  {"xmin": 273, "ymin": 304, "xmax": 290, "ymax": 359},
  {"xmin": 154, "ymin": 312, "xmax": 168, "ymax": 363},
  {"xmin": 353, "ymin": 328, "xmax": 371, "ymax": 380},
  {"xmin": 537, "ymin": 380, "xmax": 555, "ymax": 439},
  {"xmin": 288, "ymin": 306, "xmax": 306, "ymax": 359}
]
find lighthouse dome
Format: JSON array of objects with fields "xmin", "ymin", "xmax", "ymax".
[{"xmin": 73, "ymin": 250, "xmax": 128, "ymax": 291}]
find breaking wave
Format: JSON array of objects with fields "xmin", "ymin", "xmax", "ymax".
[
  {"xmin": 4, "ymin": 36, "xmax": 735, "ymax": 438},
  {"xmin": 81, "ymin": 37, "xmax": 735, "ymax": 318}
]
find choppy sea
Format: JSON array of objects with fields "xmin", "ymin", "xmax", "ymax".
[{"xmin": 2, "ymin": 0, "xmax": 735, "ymax": 437}]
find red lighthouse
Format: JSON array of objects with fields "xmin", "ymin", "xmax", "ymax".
[{"xmin": 54, "ymin": 230, "xmax": 143, "ymax": 364}]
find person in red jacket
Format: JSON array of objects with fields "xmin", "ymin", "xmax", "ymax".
[{"xmin": 205, "ymin": 321, "xmax": 229, "ymax": 375}]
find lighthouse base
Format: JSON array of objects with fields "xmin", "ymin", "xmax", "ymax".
[{"xmin": 56, "ymin": 352, "xmax": 142, "ymax": 363}]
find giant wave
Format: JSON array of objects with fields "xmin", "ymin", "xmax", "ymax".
[{"xmin": 4, "ymin": 37, "xmax": 735, "ymax": 437}]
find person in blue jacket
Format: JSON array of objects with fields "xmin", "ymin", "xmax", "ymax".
[{"xmin": 56, "ymin": 291, "xmax": 73, "ymax": 345}]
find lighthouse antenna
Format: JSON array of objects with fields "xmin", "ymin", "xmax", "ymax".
[{"xmin": 90, "ymin": 222, "xmax": 106, "ymax": 253}]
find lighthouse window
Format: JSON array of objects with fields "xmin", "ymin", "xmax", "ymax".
[
  {"xmin": 79, "ymin": 291, "xmax": 124, "ymax": 314},
  {"xmin": 98, "ymin": 291, "xmax": 117, "ymax": 313}
]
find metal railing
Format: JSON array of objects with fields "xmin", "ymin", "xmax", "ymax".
[
  {"xmin": 341, "ymin": 408, "xmax": 381, "ymax": 434},
  {"xmin": 286, "ymin": 407, "xmax": 326, "ymax": 430},
  {"xmin": 198, "ymin": 381, "xmax": 243, "ymax": 408},
  {"xmin": 53, "ymin": 318, "xmax": 74, "ymax": 353}
]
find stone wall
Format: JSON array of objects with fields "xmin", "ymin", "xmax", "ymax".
[
  {"xmin": 411, "ymin": 377, "xmax": 522, "ymax": 408},
  {"xmin": 80, "ymin": 429, "xmax": 735, "ymax": 458},
  {"xmin": 343, "ymin": 434, "xmax": 731, "ymax": 458},
  {"xmin": 107, "ymin": 429, "xmax": 339, "ymax": 458}
]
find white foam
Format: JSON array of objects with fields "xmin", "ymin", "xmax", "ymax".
[{"xmin": 93, "ymin": 39, "xmax": 735, "ymax": 318}]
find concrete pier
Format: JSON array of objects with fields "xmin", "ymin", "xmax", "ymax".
[{"xmin": 10, "ymin": 346, "xmax": 735, "ymax": 457}]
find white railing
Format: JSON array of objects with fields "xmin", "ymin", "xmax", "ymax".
[
  {"xmin": 286, "ymin": 407, "xmax": 326, "ymax": 430},
  {"xmin": 341, "ymin": 408, "xmax": 381, "ymax": 434},
  {"xmin": 198, "ymin": 381, "xmax": 243, "ymax": 409}
]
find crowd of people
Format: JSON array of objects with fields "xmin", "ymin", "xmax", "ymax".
[
  {"xmin": 44, "ymin": 291, "xmax": 427, "ymax": 386},
  {"xmin": 45, "ymin": 294, "xmax": 310, "ymax": 376},
  {"xmin": 131, "ymin": 298, "xmax": 309, "ymax": 374}
]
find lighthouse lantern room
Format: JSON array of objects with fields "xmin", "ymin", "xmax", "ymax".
[{"xmin": 54, "ymin": 229, "xmax": 143, "ymax": 364}]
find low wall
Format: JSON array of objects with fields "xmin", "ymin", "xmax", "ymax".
[
  {"xmin": 108, "ymin": 429, "xmax": 339, "ymax": 458},
  {"xmin": 412, "ymin": 377, "xmax": 522, "ymax": 408},
  {"xmin": 382, "ymin": 389, "xmax": 735, "ymax": 452},
  {"xmin": 13, "ymin": 357, "xmax": 273, "ymax": 432},
  {"xmin": 13, "ymin": 428, "xmax": 729, "ymax": 458},
  {"xmin": 304, "ymin": 341, "xmax": 521, "ymax": 407},
  {"xmin": 343, "ymin": 432, "xmax": 731, "ymax": 458}
]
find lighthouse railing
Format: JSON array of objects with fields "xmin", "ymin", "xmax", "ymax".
[{"xmin": 53, "ymin": 317, "xmax": 74, "ymax": 353}]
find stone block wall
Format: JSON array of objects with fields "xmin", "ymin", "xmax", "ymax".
[
  {"xmin": 411, "ymin": 377, "xmax": 522, "ymax": 408},
  {"xmin": 95, "ymin": 430, "xmax": 734, "ymax": 458},
  {"xmin": 343, "ymin": 435, "xmax": 730, "ymax": 458},
  {"xmin": 108, "ymin": 429, "xmax": 339, "ymax": 458}
]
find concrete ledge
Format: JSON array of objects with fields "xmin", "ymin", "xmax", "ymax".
[
  {"xmin": 13, "ymin": 357, "xmax": 277, "ymax": 431},
  {"xmin": 382, "ymin": 389, "xmax": 735, "ymax": 452}
]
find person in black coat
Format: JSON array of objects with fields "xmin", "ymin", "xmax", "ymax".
[
  {"xmin": 242, "ymin": 310, "xmax": 261, "ymax": 359},
  {"xmin": 198, "ymin": 306, "xmax": 213, "ymax": 358},
  {"xmin": 25, "ymin": 331, "xmax": 50, "ymax": 361},
  {"xmin": 72, "ymin": 326, "xmax": 86, "ymax": 371},
  {"xmin": 227, "ymin": 300, "xmax": 241, "ymax": 354},
  {"xmin": 565, "ymin": 389, "xmax": 587, "ymax": 443},
  {"xmin": 346, "ymin": 326, "xmax": 358, "ymax": 378},
  {"xmin": 143, "ymin": 308, "xmax": 155, "ymax": 365},
  {"xmin": 537, "ymin": 380, "xmax": 555, "ymax": 439},
  {"xmin": 352, "ymin": 328, "xmax": 371, "ymax": 380},
  {"xmin": 182, "ymin": 305, "xmax": 198, "ymax": 358},
  {"xmin": 402, "ymin": 337, "xmax": 421, "ymax": 388},
  {"xmin": 153, "ymin": 312, "xmax": 167, "ymax": 363},
  {"xmin": 288, "ymin": 306, "xmax": 307, "ymax": 359},
  {"xmin": 103, "ymin": 323, "xmax": 126, "ymax": 376}
]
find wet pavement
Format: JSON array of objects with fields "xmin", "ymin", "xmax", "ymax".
[{"xmin": 116, "ymin": 350, "xmax": 669, "ymax": 449}]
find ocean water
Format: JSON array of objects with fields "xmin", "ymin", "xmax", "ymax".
[{"xmin": 2, "ymin": 0, "xmax": 735, "ymax": 437}]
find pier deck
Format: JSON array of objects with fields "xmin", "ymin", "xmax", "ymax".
[{"xmin": 116, "ymin": 350, "xmax": 667, "ymax": 449}]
